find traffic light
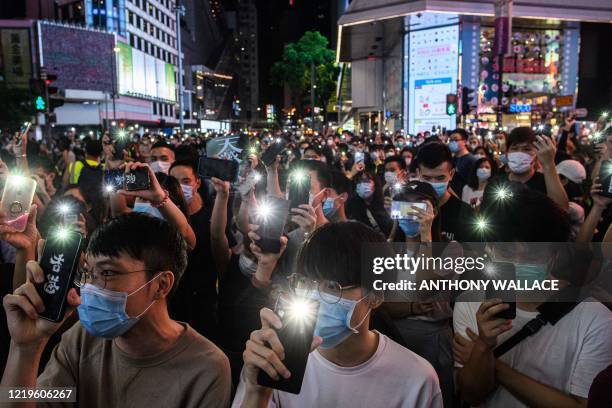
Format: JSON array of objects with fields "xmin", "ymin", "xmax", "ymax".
[
  {"xmin": 35, "ymin": 96, "xmax": 46, "ymax": 112},
  {"xmin": 446, "ymin": 93, "xmax": 458, "ymax": 116},
  {"xmin": 462, "ymin": 87, "xmax": 476, "ymax": 114},
  {"xmin": 45, "ymin": 74, "xmax": 65, "ymax": 111}
]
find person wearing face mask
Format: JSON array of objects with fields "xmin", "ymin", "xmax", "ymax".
[
  {"xmin": 168, "ymin": 161, "xmax": 236, "ymax": 340},
  {"xmin": 382, "ymin": 156, "xmax": 407, "ymax": 194},
  {"xmin": 491, "ymin": 126, "xmax": 569, "ymax": 210},
  {"xmin": 556, "ymin": 159, "xmax": 587, "ymax": 205},
  {"xmin": 415, "ymin": 142, "xmax": 476, "ymax": 241},
  {"xmin": 1, "ymin": 213, "xmax": 232, "ymax": 407},
  {"xmin": 345, "ymin": 171, "xmax": 395, "ymax": 236},
  {"xmin": 462, "ymin": 157, "xmax": 498, "ymax": 208},
  {"xmin": 448, "ymin": 129, "xmax": 479, "ymax": 196},
  {"xmin": 234, "ymin": 221, "xmax": 442, "ymax": 408},
  {"xmin": 454, "ymin": 185, "xmax": 612, "ymax": 408},
  {"xmin": 149, "ymin": 141, "xmax": 175, "ymax": 174}
]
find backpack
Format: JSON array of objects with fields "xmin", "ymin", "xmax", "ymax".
[{"xmin": 76, "ymin": 160, "xmax": 103, "ymax": 189}]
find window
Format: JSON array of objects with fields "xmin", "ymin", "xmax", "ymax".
[
  {"xmin": 153, "ymin": 102, "xmax": 157, "ymax": 115},
  {"xmin": 129, "ymin": 34, "xmax": 135, "ymax": 47}
]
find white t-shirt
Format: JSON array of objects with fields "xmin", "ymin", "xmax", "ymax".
[
  {"xmin": 233, "ymin": 332, "xmax": 442, "ymax": 408},
  {"xmin": 461, "ymin": 185, "xmax": 484, "ymax": 207},
  {"xmin": 453, "ymin": 299, "xmax": 612, "ymax": 407}
]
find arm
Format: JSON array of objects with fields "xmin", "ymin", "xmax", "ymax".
[
  {"xmin": 210, "ymin": 177, "xmax": 232, "ymax": 276},
  {"xmin": 576, "ymin": 180, "xmax": 612, "ymax": 243},
  {"xmin": 265, "ymin": 157, "xmax": 283, "ymax": 199},
  {"xmin": 13, "ymin": 130, "xmax": 30, "ymax": 175},
  {"xmin": 494, "ymin": 360, "xmax": 586, "ymax": 408},
  {"xmin": 536, "ymin": 135, "xmax": 569, "ymax": 210},
  {"xmin": 0, "ymin": 206, "xmax": 39, "ymax": 290},
  {"xmin": 118, "ymin": 162, "xmax": 196, "ymax": 250}
]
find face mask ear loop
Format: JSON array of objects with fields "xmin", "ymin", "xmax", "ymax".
[
  {"xmin": 348, "ymin": 292, "xmax": 373, "ymax": 333},
  {"xmin": 127, "ymin": 272, "xmax": 163, "ymax": 297}
]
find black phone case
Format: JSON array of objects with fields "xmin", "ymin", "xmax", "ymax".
[
  {"xmin": 599, "ymin": 160, "xmax": 612, "ymax": 198},
  {"xmin": 257, "ymin": 197, "xmax": 290, "ymax": 253},
  {"xmin": 197, "ymin": 157, "xmax": 239, "ymax": 183},
  {"xmin": 288, "ymin": 175, "xmax": 311, "ymax": 210},
  {"xmin": 261, "ymin": 141, "xmax": 287, "ymax": 167},
  {"xmin": 485, "ymin": 261, "xmax": 517, "ymax": 320},
  {"xmin": 36, "ymin": 230, "xmax": 84, "ymax": 322},
  {"xmin": 257, "ymin": 299, "xmax": 319, "ymax": 394},
  {"xmin": 104, "ymin": 169, "xmax": 125, "ymax": 190}
]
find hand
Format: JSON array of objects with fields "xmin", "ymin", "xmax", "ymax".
[
  {"xmin": 383, "ymin": 196, "xmax": 392, "ymax": 214},
  {"xmin": 3, "ymin": 261, "xmax": 80, "ymax": 347},
  {"xmin": 248, "ymin": 154, "xmax": 259, "ymax": 169},
  {"xmin": 31, "ymin": 175, "xmax": 48, "ymax": 197},
  {"xmin": 411, "ymin": 301, "xmax": 434, "ymax": 315},
  {"xmin": 535, "ymin": 135, "xmax": 556, "ymax": 169},
  {"xmin": 243, "ymin": 308, "xmax": 322, "ymax": 391},
  {"xmin": 475, "ymin": 299, "xmax": 513, "ymax": 349},
  {"xmin": 453, "ymin": 329, "xmax": 478, "ymax": 365},
  {"xmin": 117, "ymin": 162, "xmax": 165, "ymax": 204},
  {"xmin": 0, "ymin": 205, "xmax": 39, "ymax": 251},
  {"xmin": 290, "ymin": 204, "xmax": 316, "ymax": 234},
  {"xmin": 350, "ymin": 161, "xmax": 365, "ymax": 178},
  {"xmin": 211, "ymin": 177, "xmax": 230, "ymax": 198},
  {"xmin": 411, "ymin": 202, "xmax": 435, "ymax": 241},
  {"xmin": 248, "ymin": 224, "xmax": 288, "ymax": 268},
  {"xmin": 590, "ymin": 177, "xmax": 612, "ymax": 210},
  {"xmin": 594, "ymin": 143, "xmax": 610, "ymax": 161},
  {"xmin": 0, "ymin": 158, "xmax": 10, "ymax": 181},
  {"xmin": 11, "ymin": 129, "xmax": 28, "ymax": 158}
]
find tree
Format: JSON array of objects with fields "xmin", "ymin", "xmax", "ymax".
[
  {"xmin": 270, "ymin": 31, "xmax": 339, "ymax": 120},
  {"xmin": 0, "ymin": 84, "xmax": 35, "ymax": 129}
]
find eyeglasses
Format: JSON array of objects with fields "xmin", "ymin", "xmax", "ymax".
[
  {"xmin": 75, "ymin": 266, "xmax": 153, "ymax": 289},
  {"xmin": 287, "ymin": 273, "xmax": 358, "ymax": 304}
]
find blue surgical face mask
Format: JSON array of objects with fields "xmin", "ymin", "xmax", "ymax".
[
  {"xmin": 133, "ymin": 202, "xmax": 164, "ymax": 219},
  {"xmin": 322, "ymin": 197, "xmax": 338, "ymax": 219},
  {"xmin": 180, "ymin": 183, "xmax": 193, "ymax": 203},
  {"xmin": 515, "ymin": 262, "xmax": 549, "ymax": 285},
  {"xmin": 304, "ymin": 290, "xmax": 370, "ymax": 349},
  {"xmin": 398, "ymin": 219, "xmax": 420, "ymax": 238},
  {"xmin": 77, "ymin": 275, "xmax": 161, "ymax": 339},
  {"xmin": 427, "ymin": 181, "xmax": 448, "ymax": 197},
  {"xmin": 448, "ymin": 141, "xmax": 460, "ymax": 153},
  {"xmin": 476, "ymin": 168, "xmax": 491, "ymax": 181},
  {"xmin": 356, "ymin": 182, "xmax": 374, "ymax": 199}
]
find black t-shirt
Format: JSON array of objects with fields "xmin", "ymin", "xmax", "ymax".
[
  {"xmin": 494, "ymin": 171, "xmax": 548, "ymax": 195},
  {"xmin": 451, "ymin": 153, "xmax": 478, "ymax": 194},
  {"xmin": 439, "ymin": 194, "xmax": 476, "ymax": 242}
]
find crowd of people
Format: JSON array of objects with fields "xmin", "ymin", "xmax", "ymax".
[{"xmin": 0, "ymin": 116, "xmax": 611, "ymax": 407}]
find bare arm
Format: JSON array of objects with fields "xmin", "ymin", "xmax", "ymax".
[
  {"xmin": 210, "ymin": 177, "xmax": 232, "ymax": 277},
  {"xmin": 536, "ymin": 135, "xmax": 569, "ymax": 210}
]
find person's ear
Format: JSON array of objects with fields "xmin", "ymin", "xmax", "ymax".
[
  {"xmin": 366, "ymin": 291, "xmax": 384, "ymax": 309},
  {"xmin": 154, "ymin": 271, "xmax": 175, "ymax": 299},
  {"xmin": 449, "ymin": 168, "xmax": 456, "ymax": 179},
  {"xmin": 339, "ymin": 192, "xmax": 349, "ymax": 203},
  {"xmin": 194, "ymin": 176, "xmax": 202, "ymax": 190}
]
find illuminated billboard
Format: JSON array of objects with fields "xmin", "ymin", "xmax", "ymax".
[
  {"xmin": 407, "ymin": 14, "xmax": 459, "ymax": 134},
  {"xmin": 0, "ymin": 28, "xmax": 32, "ymax": 89},
  {"xmin": 116, "ymin": 41, "xmax": 176, "ymax": 102},
  {"xmin": 39, "ymin": 22, "xmax": 114, "ymax": 92}
]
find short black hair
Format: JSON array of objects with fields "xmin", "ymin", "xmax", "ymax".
[
  {"xmin": 169, "ymin": 160, "xmax": 197, "ymax": 176},
  {"xmin": 384, "ymin": 155, "xmax": 406, "ymax": 170},
  {"xmin": 329, "ymin": 169, "xmax": 351, "ymax": 195},
  {"xmin": 87, "ymin": 213, "xmax": 188, "ymax": 295},
  {"xmin": 86, "ymin": 139, "xmax": 103, "ymax": 157},
  {"xmin": 296, "ymin": 221, "xmax": 388, "ymax": 288},
  {"xmin": 451, "ymin": 128, "xmax": 469, "ymax": 140},
  {"xmin": 301, "ymin": 159, "xmax": 331, "ymax": 188},
  {"xmin": 415, "ymin": 142, "xmax": 453, "ymax": 170},
  {"xmin": 152, "ymin": 141, "xmax": 175, "ymax": 151},
  {"xmin": 174, "ymin": 144, "xmax": 198, "ymax": 165},
  {"xmin": 507, "ymin": 127, "xmax": 536, "ymax": 151}
]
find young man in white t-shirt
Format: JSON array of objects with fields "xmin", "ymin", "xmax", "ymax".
[{"xmin": 233, "ymin": 221, "xmax": 442, "ymax": 408}]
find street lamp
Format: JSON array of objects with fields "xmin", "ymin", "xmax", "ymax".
[{"xmin": 173, "ymin": 3, "xmax": 186, "ymax": 132}]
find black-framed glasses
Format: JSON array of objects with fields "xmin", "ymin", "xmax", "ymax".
[
  {"xmin": 287, "ymin": 273, "xmax": 358, "ymax": 304},
  {"xmin": 75, "ymin": 266, "xmax": 153, "ymax": 289}
]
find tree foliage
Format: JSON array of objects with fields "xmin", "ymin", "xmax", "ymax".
[{"xmin": 270, "ymin": 31, "xmax": 339, "ymax": 112}]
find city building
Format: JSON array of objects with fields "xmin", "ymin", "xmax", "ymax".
[
  {"xmin": 335, "ymin": 0, "xmax": 612, "ymax": 134},
  {"xmin": 235, "ymin": 0, "xmax": 259, "ymax": 123}
]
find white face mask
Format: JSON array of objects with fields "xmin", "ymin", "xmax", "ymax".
[
  {"xmin": 181, "ymin": 183, "xmax": 193, "ymax": 203},
  {"xmin": 238, "ymin": 253, "xmax": 258, "ymax": 277},
  {"xmin": 384, "ymin": 171, "xmax": 399, "ymax": 185},
  {"xmin": 150, "ymin": 160, "xmax": 171, "ymax": 174},
  {"xmin": 507, "ymin": 152, "xmax": 534, "ymax": 174},
  {"xmin": 476, "ymin": 168, "xmax": 491, "ymax": 181}
]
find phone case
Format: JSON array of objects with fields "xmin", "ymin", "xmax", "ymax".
[
  {"xmin": 0, "ymin": 176, "xmax": 37, "ymax": 232},
  {"xmin": 599, "ymin": 161, "xmax": 612, "ymax": 198},
  {"xmin": 258, "ymin": 197, "xmax": 291, "ymax": 253},
  {"xmin": 36, "ymin": 229, "xmax": 84, "ymax": 322},
  {"xmin": 261, "ymin": 140, "xmax": 287, "ymax": 167},
  {"xmin": 257, "ymin": 296, "xmax": 320, "ymax": 394},
  {"xmin": 289, "ymin": 174, "xmax": 311, "ymax": 210},
  {"xmin": 197, "ymin": 157, "xmax": 239, "ymax": 183},
  {"xmin": 485, "ymin": 261, "xmax": 517, "ymax": 320},
  {"xmin": 124, "ymin": 168, "xmax": 150, "ymax": 191}
]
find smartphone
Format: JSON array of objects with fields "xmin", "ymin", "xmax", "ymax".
[
  {"xmin": 0, "ymin": 175, "xmax": 37, "ymax": 232},
  {"xmin": 104, "ymin": 168, "xmax": 150, "ymax": 191},
  {"xmin": 197, "ymin": 157, "xmax": 239, "ymax": 183},
  {"xmin": 261, "ymin": 140, "xmax": 287, "ymax": 167},
  {"xmin": 599, "ymin": 160, "xmax": 612, "ymax": 198},
  {"xmin": 288, "ymin": 172, "xmax": 311, "ymax": 210},
  {"xmin": 257, "ymin": 294, "xmax": 320, "ymax": 394},
  {"xmin": 36, "ymin": 228, "xmax": 84, "ymax": 322},
  {"xmin": 257, "ymin": 196, "xmax": 291, "ymax": 253},
  {"xmin": 485, "ymin": 261, "xmax": 517, "ymax": 320},
  {"xmin": 354, "ymin": 151, "xmax": 364, "ymax": 164},
  {"xmin": 390, "ymin": 201, "xmax": 427, "ymax": 220}
]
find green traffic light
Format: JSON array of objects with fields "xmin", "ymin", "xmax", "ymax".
[
  {"xmin": 35, "ymin": 96, "xmax": 46, "ymax": 111},
  {"xmin": 447, "ymin": 104, "xmax": 456, "ymax": 115}
]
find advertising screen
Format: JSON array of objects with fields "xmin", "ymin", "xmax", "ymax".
[
  {"xmin": 116, "ymin": 41, "xmax": 176, "ymax": 102},
  {"xmin": 40, "ymin": 22, "xmax": 114, "ymax": 92},
  {"xmin": 407, "ymin": 19, "xmax": 459, "ymax": 134}
]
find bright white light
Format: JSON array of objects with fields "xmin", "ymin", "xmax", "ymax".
[
  {"xmin": 393, "ymin": 182, "xmax": 403, "ymax": 192},
  {"xmin": 255, "ymin": 201, "xmax": 272, "ymax": 222},
  {"xmin": 58, "ymin": 203, "xmax": 70, "ymax": 215},
  {"xmin": 252, "ymin": 172, "xmax": 262, "ymax": 182},
  {"xmin": 104, "ymin": 185, "xmax": 115, "ymax": 193},
  {"xmin": 475, "ymin": 217, "xmax": 489, "ymax": 232},
  {"xmin": 495, "ymin": 186, "xmax": 512, "ymax": 201},
  {"xmin": 9, "ymin": 175, "xmax": 26, "ymax": 186},
  {"xmin": 602, "ymin": 112, "xmax": 609, "ymax": 118},
  {"xmin": 291, "ymin": 170, "xmax": 307, "ymax": 184},
  {"xmin": 286, "ymin": 298, "xmax": 315, "ymax": 323},
  {"xmin": 54, "ymin": 226, "xmax": 71, "ymax": 242}
]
